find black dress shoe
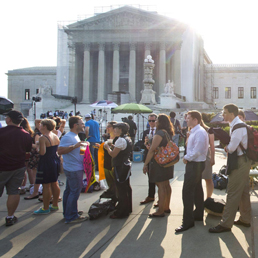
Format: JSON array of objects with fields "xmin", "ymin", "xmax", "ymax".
[
  {"xmin": 194, "ymin": 217, "xmax": 203, "ymax": 221},
  {"xmin": 209, "ymin": 225, "xmax": 231, "ymax": 233},
  {"xmin": 234, "ymin": 220, "xmax": 251, "ymax": 227},
  {"xmin": 175, "ymin": 224, "xmax": 194, "ymax": 233},
  {"xmin": 148, "ymin": 213, "xmax": 165, "ymax": 218}
]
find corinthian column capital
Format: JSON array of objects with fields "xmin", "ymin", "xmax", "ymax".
[
  {"xmin": 83, "ymin": 42, "xmax": 91, "ymax": 51},
  {"xmin": 159, "ymin": 42, "xmax": 166, "ymax": 51},
  {"xmin": 130, "ymin": 42, "xmax": 136, "ymax": 51},
  {"xmin": 174, "ymin": 41, "xmax": 183, "ymax": 50},
  {"xmin": 98, "ymin": 43, "xmax": 105, "ymax": 51},
  {"xmin": 144, "ymin": 42, "xmax": 152, "ymax": 51},
  {"xmin": 112, "ymin": 42, "xmax": 120, "ymax": 51}
]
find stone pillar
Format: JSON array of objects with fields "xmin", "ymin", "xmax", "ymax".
[
  {"xmin": 173, "ymin": 41, "xmax": 182, "ymax": 95},
  {"xmin": 129, "ymin": 43, "xmax": 136, "ymax": 102},
  {"xmin": 199, "ymin": 40, "xmax": 204, "ymax": 101},
  {"xmin": 68, "ymin": 42, "xmax": 76, "ymax": 97},
  {"xmin": 145, "ymin": 42, "xmax": 151, "ymax": 57},
  {"xmin": 98, "ymin": 43, "xmax": 105, "ymax": 100},
  {"xmin": 159, "ymin": 42, "xmax": 166, "ymax": 96},
  {"xmin": 112, "ymin": 43, "xmax": 120, "ymax": 92},
  {"xmin": 82, "ymin": 43, "xmax": 90, "ymax": 103}
]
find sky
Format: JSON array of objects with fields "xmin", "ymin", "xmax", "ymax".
[{"xmin": 1, "ymin": 0, "xmax": 258, "ymax": 98}]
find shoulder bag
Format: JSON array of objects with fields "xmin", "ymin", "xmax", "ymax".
[{"xmin": 154, "ymin": 130, "xmax": 179, "ymax": 167}]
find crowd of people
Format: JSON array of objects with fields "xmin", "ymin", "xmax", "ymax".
[{"xmin": 0, "ymin": 104, "xmax": 253, "ymax": 234}]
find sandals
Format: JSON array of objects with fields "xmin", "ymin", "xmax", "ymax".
[
  {"xmin": 38, "ymin": 197, "xmax": 62, "ymax": 203},
  {"xmin": 24, "ymin": 195, "xmax": 39, "ymax": 200}
]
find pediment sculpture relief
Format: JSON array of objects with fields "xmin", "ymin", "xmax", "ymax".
[{"xmin": 82, "ymin": 12, "xmax": 157, "ymax": 30}]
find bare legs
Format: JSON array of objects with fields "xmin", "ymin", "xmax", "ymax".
[
  {"xmin": 205, "ymin": 179, "xmax": 214, "ymax": 198},
  {"xmin": 7, "ymin": 195, "xmax": 20, "ymax": 216},
  {"xmin": 42, "ymin": 182, "xmax": 60, "ymax": 210},
  {"xmin": 26, "ymin": 168, "xmax": 40, "ymax": 199},
  {"xmin": 153, "ymin": 180, "xmax": 172, "ymax": 215}
]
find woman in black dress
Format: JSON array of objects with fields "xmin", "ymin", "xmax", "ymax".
[
  {"xmin": 143, "ymin": 114, "xmax": 174, "ymax": 217},
  {"xmin": 34, "ymin": 119, "xmax": 60, "ymax": 214}
]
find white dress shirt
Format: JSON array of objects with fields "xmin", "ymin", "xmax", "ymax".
[
  {"xmin": 184, "ymin": 124, "xmax": 209, "ymax": 162},
  {"xmin": 227, "ymin": 116, "xmax": 248, "ymax": 155}
]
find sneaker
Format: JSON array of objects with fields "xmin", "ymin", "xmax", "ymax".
[
  {"xmin": 19, "ymin": 188, "xmax": 26, "ymax": 195},
  {"xmin": 78, "ymin": 211, "xmax": 84, "ymax": 215},
  {"xmin": 65, "ymin": 216, "xmax": 88, "ymax": 224},
  {"xmin": 33, "ymin": 207, "xmax": 50, "ymax": 215},
  {"xmin": 6, "ymin": 216, "xmax": 18, "ymax": 226},
  {"xmin": 49, "ymin": 205, "xmax": 59, "ymax": 211}
]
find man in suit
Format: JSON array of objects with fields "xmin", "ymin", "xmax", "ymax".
[{"xmin": 140, "ymin": 113, "xmax": 158, "ymax": 205}]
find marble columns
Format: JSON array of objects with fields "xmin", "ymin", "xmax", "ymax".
[
  {"xmin": 98, "ymin": 43, "xmax": 105, "ymax": 100},
  {"xmin": 112, "ymin": 43, "xmax": 120, "ymax": 92},
  {"xmin": 172, "ymin": 41, "xmax": 182, "ymax": 95},
  {"xmin": 145, "ymin": 42, "xmax": 151, "ymax": 58},
  {"xmin": 82, "ymin": 43, "xmax": 90, "ymax": 103},
  {"xmin": 159, "ymin": 42, "xmax": 166, "ymax": 95},
  {"xmin": 68, "ymin": 42, "xmax": 76, "ymax": 97},
  {"xmin": 129, "ymin": 43, "xmax": 136, "ymax": 102}
]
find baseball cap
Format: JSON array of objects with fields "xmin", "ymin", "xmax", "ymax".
[
  {"xmin": 85, "ymin": 113, "xmax": 91, "ymax": 118},
  {"xmin": 4, "ymin": 110, "xmax": 24, "ymax": 121}
]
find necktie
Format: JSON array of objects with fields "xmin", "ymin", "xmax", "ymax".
[{"xmin": 151, "ymin": 128, "xmax": 154, "ymax": 136}]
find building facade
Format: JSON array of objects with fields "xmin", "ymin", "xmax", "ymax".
[
  {"xmin": 8, "ymin": 5, "xmax": 258, "ymax": 113},
  {"xmin": 55, "ymin": 5, "xmax": 206, "ymax": 104},
  {"xmin": 205, "ymin": 64, "xmax": 258, "ymax": 110},
  {"xmin": 6, "ymin": 67, "xmax": 56, "ymax": 114}
]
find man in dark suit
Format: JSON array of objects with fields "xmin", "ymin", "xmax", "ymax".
[{"xmin": 140, "ymin": 113, "xmax": 158, "ymax": 205}]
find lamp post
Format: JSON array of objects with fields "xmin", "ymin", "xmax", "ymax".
[
  {"xmin": 32, "ymin": 96, "xmax": 41, "ymax": 120},
  {"xmin": 71, "ymin": 97, "xmax": 77, "ymax": 114}
]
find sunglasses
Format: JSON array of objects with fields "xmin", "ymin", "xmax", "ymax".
[{"xmin": 148, "ymin": 120, "xmax": 156, "ymax": 123}]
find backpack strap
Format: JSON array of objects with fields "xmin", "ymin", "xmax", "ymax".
[
  {"xmin": 161, "ymin": 129, "xmax": 171, "ymax": 143},
  {"xmin": 231, "ymin": 123, "xmax": 248, "ymax": 155}
]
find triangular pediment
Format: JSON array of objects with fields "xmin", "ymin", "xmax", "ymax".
[{"xmin": 67, "ymin": 6, "xmax": 186, "ymax": 31}]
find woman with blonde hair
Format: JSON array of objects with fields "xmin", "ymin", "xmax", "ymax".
[
  {"xmin": 143, "ymin": 114, "xmax": 174, "ymax": 217},
  {"xmin": 34, "ymin": 119, "xmax": 60, "ymax": 214}
]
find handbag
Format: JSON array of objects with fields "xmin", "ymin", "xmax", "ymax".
[{"xmin": 154, "ymin": 130, "xmax": 179, "ymax": 167}]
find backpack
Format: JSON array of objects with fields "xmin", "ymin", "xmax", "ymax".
[
  {"xmin": 204, "ymin": 197, "xmax": 226, "ymax": 216},
  {"xmin": 88, "ymin": 199, "xmax": 116, "ymax": 220},
  {"xmin": 219, "ymin": 165, "xmax": 227, "ymax": 175},
  {"xmin": 212, "ymin": 173, "xmax": 228, "ymax": 190},
  {"xmin": 232, "ymin": 123, "xmax": 258, "ymax": 162}
]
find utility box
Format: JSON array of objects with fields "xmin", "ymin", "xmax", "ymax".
[{"xmin": 133, "ymin": 151, "xmax": 144, "ymax": 162}]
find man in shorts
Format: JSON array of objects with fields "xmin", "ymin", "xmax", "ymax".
[{"xmin": 0, "ymin": 110, "xmax": 32, "ymax": 226}]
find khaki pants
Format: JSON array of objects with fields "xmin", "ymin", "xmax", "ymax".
[{"xmin": 220, "ymin": 156, "xmax": 251, "ymax": 228}]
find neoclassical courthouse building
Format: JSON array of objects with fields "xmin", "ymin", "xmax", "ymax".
[{"xmin": 6, "ymin": 5, "xmax": 258, "ymax": 114}]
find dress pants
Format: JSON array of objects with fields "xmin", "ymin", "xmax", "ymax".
[
  {"xmin": 148, "ymin": 164, "xmax": 155, "ymax": 198},
  {"xmin": 115, "ymin": 178, "xmax": 132, "ymax": 216},
  {"xmin": 220, "ymin": 156, "xmax": 252, "ymax": 228},
  {"xmin": 182, "ymin": 161, "xmax": 205, "ymax": 227}
]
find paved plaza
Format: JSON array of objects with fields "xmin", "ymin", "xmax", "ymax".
[{"xmin": 0, "ymin": 152, "xmax": 257, "ymax": 258}]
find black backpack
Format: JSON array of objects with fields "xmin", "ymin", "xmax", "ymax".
[
  {"xmin": 88, "ymin": 199, "xmax": 116, "ymax": 220},
  {"xmin": 212, "ymin": 173, "xmax": 228, "ymax": 190},
  {"xmin": 204, "ymin": 197, "xmax": 226, "ymax": 216}
]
